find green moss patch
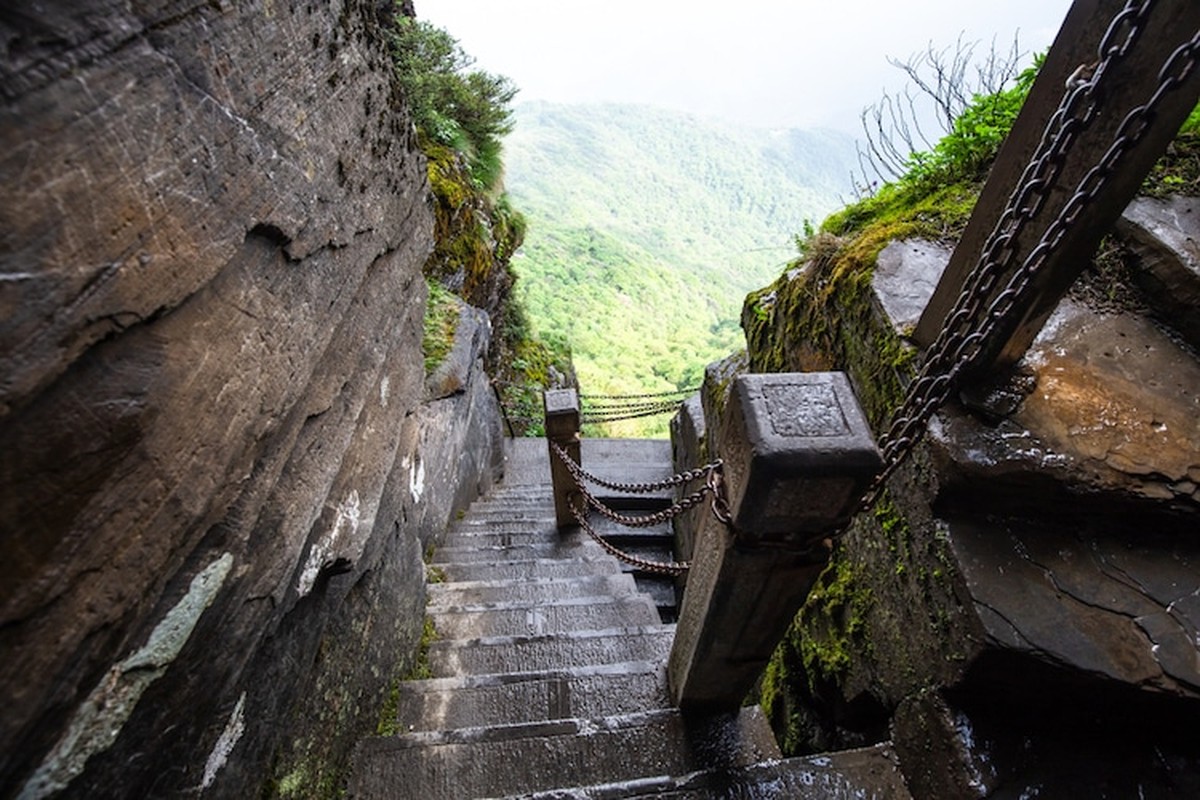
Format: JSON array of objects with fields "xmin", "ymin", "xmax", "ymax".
[{"xmin": 422, "ymin": 279, "xmax": 460, "ymax": 376}]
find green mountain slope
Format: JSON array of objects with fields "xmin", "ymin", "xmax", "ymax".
[{"xmin": 503, "ymin": 101, "xmax": 857, "ymax": 434}]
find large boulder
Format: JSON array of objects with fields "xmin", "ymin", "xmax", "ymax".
[{"xmin": 732, "ymin": 214, "xmax": 1200, "ymax": 795}]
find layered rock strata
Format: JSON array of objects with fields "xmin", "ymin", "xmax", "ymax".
[{"xmin": 0, "ymin": 2, "xmax": 501, "ymax": 797}]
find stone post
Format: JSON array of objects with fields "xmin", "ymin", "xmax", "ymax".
[
  {"xmin": 668, "ymin": 372, "xmax": 882, "ymax": 711},
  {"xmin": 544, "ymin": 389, "xmax": 581, "ymax": 529}
]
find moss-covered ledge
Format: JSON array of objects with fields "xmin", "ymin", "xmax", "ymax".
[{"xmin": 742, "ymin": 177, "xmax": 984, "ymax": 755}]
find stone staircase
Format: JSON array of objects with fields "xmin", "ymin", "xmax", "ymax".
[{"xmin": 349, "ymin": 439, "xmax": 909, "ymax": 799}]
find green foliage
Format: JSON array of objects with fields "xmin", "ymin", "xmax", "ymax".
[
  {"xmin": 422, "ymin": 279, "xmax": 460, "ymax": 376},
  {"xmin": 504, "ymin": 102, "xmax": 857, "ymax": 435},
  {"xmin": 493, "ymin": 299, "xmax": 575, "ymax": 437},
  {"xmin": 1142, "ymin": 101, "xmax": 1200, "ymax": 198},
  {"xmin": 797, "ymin": 557, "xmax": 873, "ymax": 684},
  {"xmin": 405, "ymin": 616, "xmax": 438, "ymax": 682},
  {"xmin": 390, "ymin": 14, "xmax": 516, "ymax": 191},
  {"xmin": 900, "ymin": 58, "xmax": 1039, "ymax": 192}
]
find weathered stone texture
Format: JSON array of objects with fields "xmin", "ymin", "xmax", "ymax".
[
  {"xmin": 730, "ymin": 207, "xmax": 1200, "ymax": 791},
  {"xmin": 0, "ymin": 2, "xmax": 501, "ymax": 798},
  {"xmin": 1117, "ymin": 195, "xmax": 1200, "ymax": 350}
]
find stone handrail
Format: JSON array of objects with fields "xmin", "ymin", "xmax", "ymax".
[
  {"xmin": 543, "ymin": 388, "xmax": 582, "ymax": 528},
  {"xmin": 668, "ymin": 372, "xmax": 881, "ymax": 711}
]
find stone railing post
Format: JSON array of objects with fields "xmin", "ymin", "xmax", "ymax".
[
  {"xmin": 544, "ymin": 388, "xmax": 581, "ymax": 529},
  {"xmin": 668, "ymin": 372, "xmax": 881, "ymax": 711}
]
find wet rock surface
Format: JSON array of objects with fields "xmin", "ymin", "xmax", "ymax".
[
  {"xmin": 1117, "ymin": 195, "xmax": 1200, "ymax": 349},
  {"xmin": 930, "ymin": 297, "xmax": 1200, "ymax": 517},
  {"xmin": 739, "ymin": 207, "xmax": 1200, "ymax": 793}
]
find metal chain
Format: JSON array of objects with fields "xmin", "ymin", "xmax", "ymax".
[
  {"xmin": 583, "ymin": 400, "xmax": 685, "ymax": 414},
  {"xmin": 580, "ymin": 408, "xmax": 683, "ymax": 424},
  {"xmin": 857, "ymin": 0, "xmax": 1191, "ymax": 516},
  {"xmin": 583, "ymin": 400, "xmax": 683, "ymax": 412},
  {"xmin": 550, "ymin": 440, "xmax": 721, "ymax": 494},
  {"xmin": 551, "ymin": 442, "xmax": 716, "ymax": 528},
  {"xmin": 568, "ymin": 496, "xmax": 690, "ymax": 576},
  {"xmin": 580, "ymin": 400, "xmax": 690, "ymax": 424},
  {"xmin": 580, "ymin": 388, "xmax": 699, "ymax": 400}
]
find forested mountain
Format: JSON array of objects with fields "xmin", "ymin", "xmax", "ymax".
[{"xmin": 502, "ymin": 101, "xmax": 858, "ymax": 434}]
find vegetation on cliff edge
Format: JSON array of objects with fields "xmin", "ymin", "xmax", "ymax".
[{"xmin": 392, "ymin": 10, "xmax": 575, "ymax": 430}]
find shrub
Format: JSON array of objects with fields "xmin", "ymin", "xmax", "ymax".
[{"xmin": 390, "ymin": 14, "xmax": 517, "ymax": 192}]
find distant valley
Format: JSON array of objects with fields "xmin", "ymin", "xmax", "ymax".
[{"xmin": 502, "ymin": 102, "xmax": 858, "ymax": 434}]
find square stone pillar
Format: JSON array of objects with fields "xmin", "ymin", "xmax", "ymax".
[
  {"xmin": 669, "ymin": 372, "xmax": 881, "ymax": 710},
  {"xmin": 544, "ymin": 389, "xmax": 581, "ymax": 529}
]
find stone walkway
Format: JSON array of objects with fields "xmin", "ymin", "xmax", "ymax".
[{"xmin": 349, "ymin": 438, "xmax": 909, "ymax": 798}]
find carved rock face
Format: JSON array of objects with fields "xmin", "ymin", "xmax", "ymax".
[{"xmin": 0, "ymin": 3, "xmax": 502, "ymax": 798}]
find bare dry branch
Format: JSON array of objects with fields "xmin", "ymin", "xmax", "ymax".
[{"xmin": 855, "ymin": 32, "xmax": 1025, "ymax": 190}]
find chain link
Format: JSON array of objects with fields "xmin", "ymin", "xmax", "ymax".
[
  {"xmin": 548, "ymin": 440, "xmax": 732, "ymax": 574},
  {"xmin": 856, "ymin": 0, "xmax": 1194, "ymax": 518},
  {"xmin": 580, "ymin": 388, "xmax": 699, "ymax": 400},
  {"xmin": 568, "ymin": 496, "xmax": 691, "ymax": 576},
  {"xmin": 550, "ymin": 440, "xmax": 721, "ymax": 495}
]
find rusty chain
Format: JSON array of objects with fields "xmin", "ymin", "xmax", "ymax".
[
  {"xmin": 579, "ymin": 393, "xmax": 694, "ymax": 424},
  {"xmin": 856, "ymin": 0, "xmax": 1196, "ymax": 515},
  {"xmin": 550, "ymin": 440, "xmax": 721, "ymax": 495},
  {"xmin": 567, "ymin": 496, "xmax": 691, "ymax": 576},
  {"xmin": 581, "ymin": 388, "xmax": 699, "ymax": 400},
  {"xmin": 550, "ymin": 440, "xmax": 727, "ymax": 574}
]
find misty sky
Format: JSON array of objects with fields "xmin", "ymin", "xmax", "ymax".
[{"xmin": 415, "ymin": 0, "xmax": 1074, "ymax": 134}]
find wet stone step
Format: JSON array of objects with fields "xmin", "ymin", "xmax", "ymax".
[
  {"xmin": 429, "ymin": 594, "xmax": 661, "ymax": 639},
  {"xmin": 392, "ymin": 661, "xmax": 670, "ymax": 732},
  {"xmin": 611, "ymin": 544, "xmax": 675, "ymax": 571},
  {"xmin": 349, "ymin": 706, "xmax": 780, "ymax": 800},
  {"xmin": 424, "ymin": 625, "xmax": 675, "ymax": 677},
  {"xmin": 450, "ymin": 516, "xmax": 557, "ymax": 530},
  {"xmin": 433, "ymin": 556, "xmax": 621, "ymax": 584},
  {"xmin": 430, "ymin": 540, "xmax": 604, "ymax": 564},
  {"xmin": 446, "ymin": 526, "xmax": 675, "ymax": 550},
  {"xmin": 444, "ymin": 525, "xmax": 578, "ymax": 548},
  {"xmin": 512, "ymin": 742, "xmax": 912, "ymax": 800},
  {"xmin": 452, "ymin": 508, "xmax": 556, "ymax": 522},
  {"xmin": 632, "ymin": 577, "xmax": 677, "ymax": 612},
  {"xmin": 472, "ymin": 488, "xmax": 555, "ymax": 501},
  {"xmin": 426, "ymin": 573, "xmax": 639, "ymax": 608}
]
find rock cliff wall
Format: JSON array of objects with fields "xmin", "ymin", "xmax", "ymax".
[{"xmin": 0, "ymin": 2, "xmax": 502, "ymax": 797}]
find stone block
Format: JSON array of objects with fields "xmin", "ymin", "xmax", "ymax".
[
  {"xmin": 719, "ymin": 372, "xmax": 881, "ymax": 539},
  {"xmin": 872, "ymin": 239, "xmax": 951, "ymax": 333},
  {"xmin": 1117, "ymin": 195, "xmax": 1200, "ymax": 350},
  {"xmin": 543, "ymin": 389, "xmax": 580, "ymax": 528},
  {"xmin": 669, "ymin": 394, "xmax": 706, "ymax": 565}
]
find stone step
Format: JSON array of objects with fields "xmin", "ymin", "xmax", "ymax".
[
  {"xmin": 391, "ymin": 661, "xmax": 670, "ymax": 732},
  {"xmin": 473, "ymin": 486, "xmax": 556, "ymax": 501},
  {"xmin": 446, "ymin": 524, "xmax": 674, "ymax": 549},
  {"xmin": 445, "ymin": 522, "xmax": 569, "ymax": 546},
  {"xmin": 632, "ymin": 577, "xmax": 677, "ymax": 614},
  {"xmin": 425, "ymin": 625, "xmax": 675, "ymax": 678},
  {"xmin": 451, "ymin": 515, "xmax": 559, "ymax": 527},
  {"xmin": 451, "ymin": 508, "xmax": 556, "ymax": 524},
  {"xmin": 349, "ymin": 706, "xmax": 780, "ymax": 800},
  {"xmin": 433, "ymin": 556, "xmax": 621, "ymax": 584},
  {"xmin": 510, "ymin": 742, "xmax": 913, "ymax": 800},
  {"xmin": 430, "ymin": 540, "xmax": 603, "ymax": 564},
  {"xmin": 429, "ymin": 594, "xmax": 661, "ymax": 639},
  {"xmin": 427, "ymin": 573, "xmax": 640, "ymax": 608}
]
